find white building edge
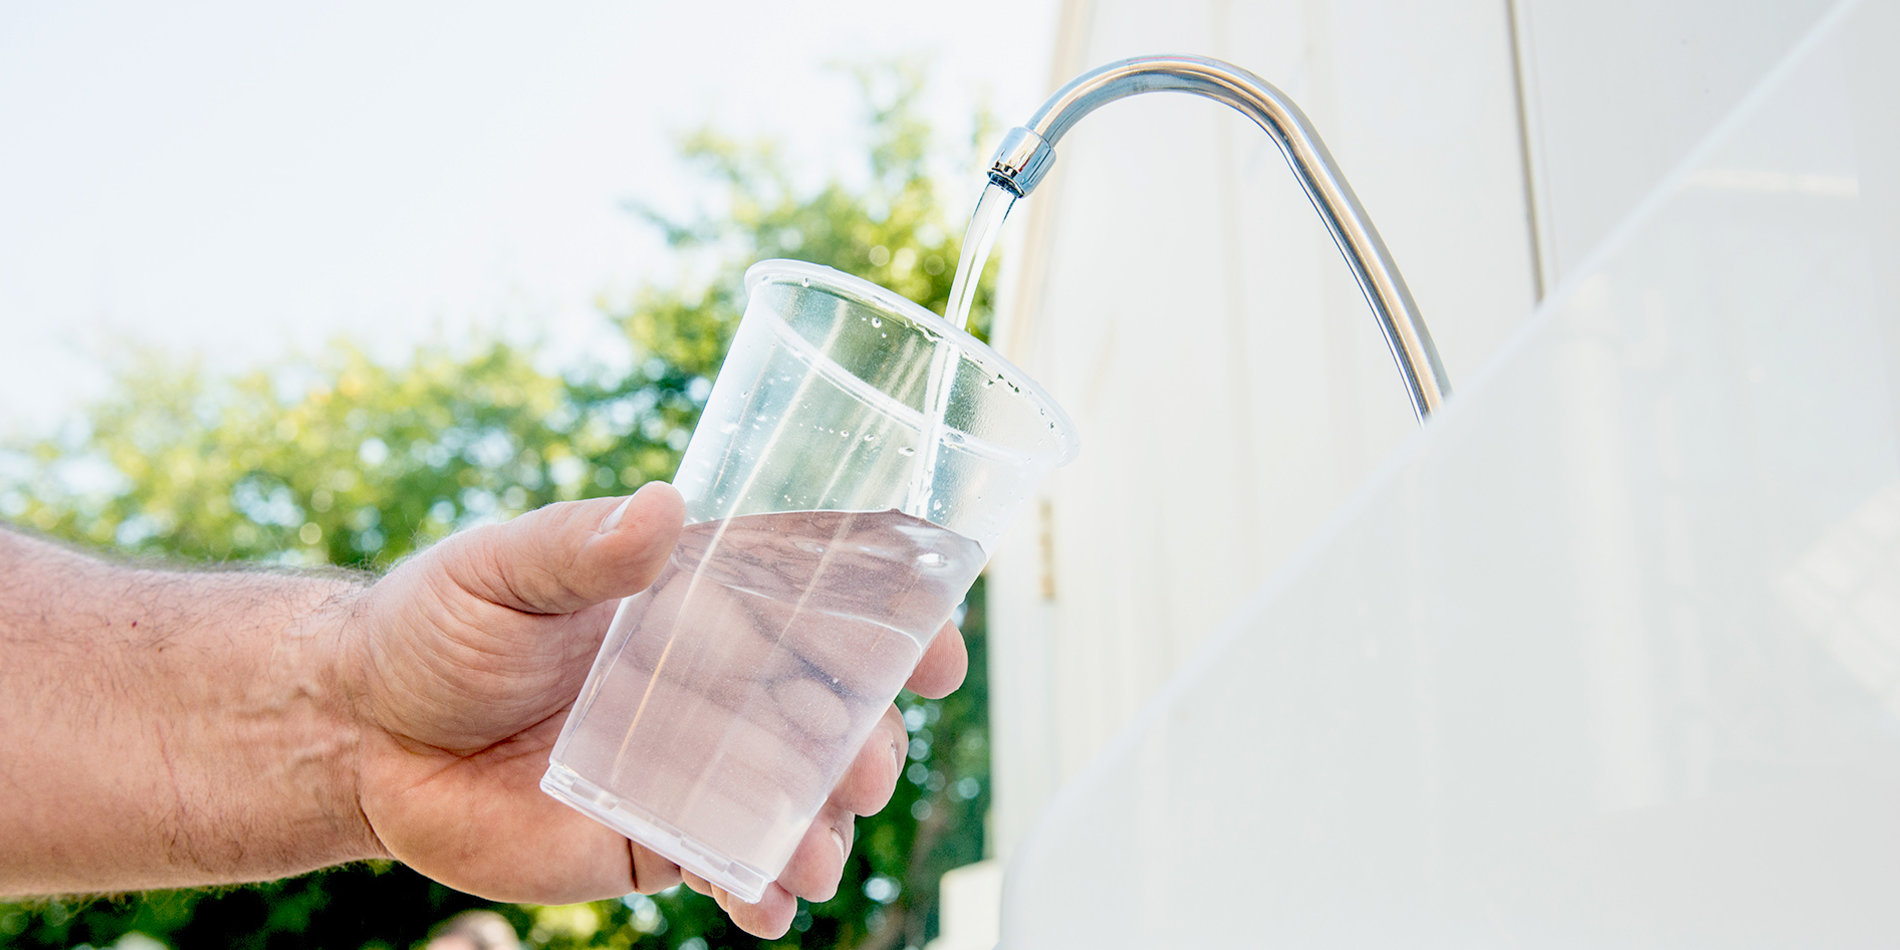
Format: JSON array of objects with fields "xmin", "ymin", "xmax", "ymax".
[{"xmin": 935, "ymin": 0, "xmax": 1900, "ymax": 945}]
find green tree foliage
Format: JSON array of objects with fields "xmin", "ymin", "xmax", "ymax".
[{"xmin": 0, "ymin": 64, "xmax": 997, "ymax": 950}]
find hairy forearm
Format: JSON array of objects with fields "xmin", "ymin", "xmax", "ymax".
[{"xmin": 0, "ymin": 528, "xmax": 388, "ymax": 895}]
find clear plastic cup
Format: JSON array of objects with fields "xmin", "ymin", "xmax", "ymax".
[{"xmin": 541, "ymin": 260, "xmax": 1079, "ymax": 901}]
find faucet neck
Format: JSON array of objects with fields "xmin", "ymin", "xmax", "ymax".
[{"xmin": 988, "ymin": 54, "xmax": 1452, "ymax": 422}]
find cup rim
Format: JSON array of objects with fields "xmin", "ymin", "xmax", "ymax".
[{"xmin": 744, "ymin": 259, "xmax": 1081, "ymax": 465}]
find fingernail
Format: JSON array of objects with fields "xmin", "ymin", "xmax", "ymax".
[
  {"xmin": 599, "ymin": 496, "xmax": 633, "ymax": 533},
  {"xmin": 891, "ymin": 737, "xmax": 904, "ymax": 771},
  {"xmin": 830, "ymin": 827, "xmax": 846, "ymax": 863}
]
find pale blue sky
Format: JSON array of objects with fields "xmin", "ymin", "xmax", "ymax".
[{"xmin": 0, "ymin": 1, "xmax": 1058, "ymax": 435}]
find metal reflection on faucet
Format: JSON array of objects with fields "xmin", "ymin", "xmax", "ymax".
[{"xmin": 987, "ymin": 54, "xmax": 1453, "ymax": 422}]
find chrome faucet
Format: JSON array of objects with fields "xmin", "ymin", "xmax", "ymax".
[{"xmin": 988, "ymin": 54, "xmax": 1452, "ymax": 422}]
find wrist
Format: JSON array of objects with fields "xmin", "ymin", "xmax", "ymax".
[
  {"xmin": 160, "ymin": 567, "xmax": 390, "ymax": 877},
  {"xmin": 297, "ymin": 577, "xmax": 389, "ymax": 865}
]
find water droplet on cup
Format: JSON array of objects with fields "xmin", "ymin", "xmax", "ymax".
[
  {"xmin": 871, "ymin": 317, "xmax": 882, "ymax": 328},
  {"xmin": 898, "ymin": 446, "xmax": 917, "ymax": 457},
  {"xmin": 917, "ymin": 552, "xmax": 946, "ymax": 567}
]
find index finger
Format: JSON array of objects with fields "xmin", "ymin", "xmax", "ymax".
[{"xmin": 905, "ymin": 619, "xmax": 967, "ymax": 699}]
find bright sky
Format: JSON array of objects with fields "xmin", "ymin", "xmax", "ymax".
[{"xmin": 0, "ymin": 1, "xmax": 1059, "ymax": 438}]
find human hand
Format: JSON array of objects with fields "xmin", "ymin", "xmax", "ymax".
[{"xmin": 340, "ymin": 483, "xmax": 967, "ymax": 938}]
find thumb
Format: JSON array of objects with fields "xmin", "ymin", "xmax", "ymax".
[{"xmin": 444, "ymin": 481, "xmax": 687, "ymax": 615}]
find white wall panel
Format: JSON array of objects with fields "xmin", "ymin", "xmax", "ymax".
[{"xmin": 1514, "ymin": 0, "xmax": 1838, "ymax": 281}]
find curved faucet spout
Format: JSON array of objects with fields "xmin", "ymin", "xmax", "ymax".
[{"xmin": 988, "ymin": 54, "xmax": 1452, "ymax": 422}]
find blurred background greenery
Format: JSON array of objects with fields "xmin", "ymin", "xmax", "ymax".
[{"xmin": 0, "ymin": 66, "xmax": 1000, "ymax": 950}]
